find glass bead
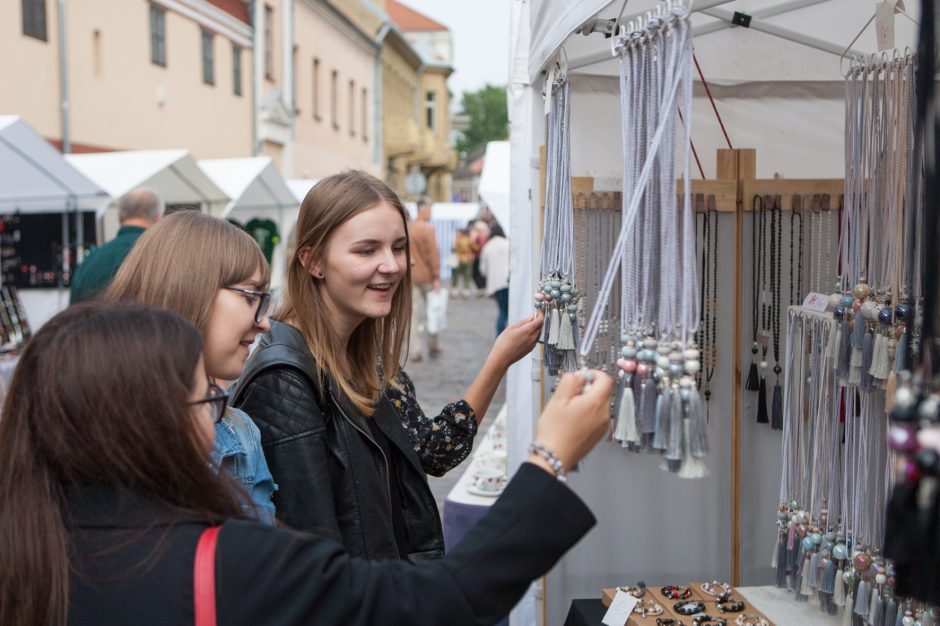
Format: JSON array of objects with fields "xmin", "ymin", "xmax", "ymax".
[
  {"xmin": 685, "ymin": 360, "xmax": 700, "ymax": 374},
  {"xmin": 878, "ymin": 307, "xmax": 892, "ymax": 325},
  {"xmin": 622, "ymin": 347, "xmax": 637, "ymax": 358},
  {"xmin": 853, "ymin": 553, "xmax": 872, "ymax": 571},
  {"xmin": 841, "ymin": 295, "xmax": 855, "ymax": 307},
  {"xmin": 560, "ymin": 293, "xmax": 572, "ymax": 303},
  {"xmin": 828, "ymin": 293, "xmax": 843, "ymax": 310},
  {"xmin": 853, "ymin": 282, "xmax": 871, "ymax": 299},
  {"xmin": 811, "ymin": 532, "xmax": 822, "ymax": 545},
  {"xmin": 668, "ymin": 363, "xmax": 683, "ymax": 376},
  {"xmin": 550, "ymin": 289, "xmax": 561, "ymax": 298},
  {"xmin": 560, "ymin": 284, "xmax": 572, "ymax": 293},
  {"xmin": 895, "ymin": 302, "xmax": 912, "ymax": 322},
  {"xmin": 834, "ymin": 305, "xmax": 845, "ymax": 320},
  {"xmin": 801, "ymin": 537, "xmax": 814, "ymax": 551}
]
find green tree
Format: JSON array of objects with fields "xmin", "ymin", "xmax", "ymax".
[{"xmin": 454, "ymin": 84, "xmax": 508, "ymax": 157}]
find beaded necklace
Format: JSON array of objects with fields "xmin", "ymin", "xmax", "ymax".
[
  {"xmin": 696, "ymin": 196, "xmax": 718, "ymax": 418},
  {"xmin": 535, "ymin": 71, "xmax": 580, "ymax": 375},
  {"xmin": 769, "ymin": 195, "xmax": 783, "ymax": 429}
]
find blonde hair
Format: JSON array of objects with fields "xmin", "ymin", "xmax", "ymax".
[
  {"xmin": 280, "ymin": 170, "xmax": 411, "ymax": 416},
  {"xmin": 104, "ymin": 212, "xmax": 270, "ymax": 335}
]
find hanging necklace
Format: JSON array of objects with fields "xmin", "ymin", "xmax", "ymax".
[
  {"xmin": 769, "ymin": 195, "xmax": 784, "ymax": 429},
  {"xmin": 747, "ymin": 194, "xmax": 764, "ymax": 392},
  {"xmin": 696, "ymin": 195, "xmax": 718, "ymax": 419},
  {"xmin": 791, "ymin": 196, "xmax": 805, "ymax": 306},
  {"xmin": 535, "ymin": 70, "xmax": 580, "ymax": 375}
]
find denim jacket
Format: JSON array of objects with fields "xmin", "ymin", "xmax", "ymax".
[{"xmin": 211, "ymin": 406, "xmax": 277, "ymax": 525}]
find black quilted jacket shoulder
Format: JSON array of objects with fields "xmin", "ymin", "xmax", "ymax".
[{"xmin": 230, "ymin": 320, "xmax": 445, "ymax": 562}]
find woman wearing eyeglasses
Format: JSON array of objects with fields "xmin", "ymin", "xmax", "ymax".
[
  {"xmin": 105, "ymin": 211, "xmax": 277, "ymax": 524},
  {"xmin": 0, "ymin": 301, "xmax": 611, "ymax": 626}
]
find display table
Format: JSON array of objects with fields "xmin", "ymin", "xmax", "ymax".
[{"xmin": 565, "ymin": 586, "xmax": 843, "ymax": 626}]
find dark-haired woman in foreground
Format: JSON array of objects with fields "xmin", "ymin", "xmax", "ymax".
[{"xmin": 0, "ymin": 302, "xmax": 610, "ymax": 626}]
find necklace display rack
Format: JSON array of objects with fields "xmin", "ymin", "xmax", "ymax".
[
  {"xmin": 768, "ymin": 50, "xmax": 936, "ymax": 624},
  {"xmin": 0, "ymin": 285, "xmax": 30, "ymax": 352}
]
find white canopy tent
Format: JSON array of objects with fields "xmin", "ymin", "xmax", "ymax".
[
  {"xmin": 287, "ymin": 178, "xmax": 320, "ymax": 204},
  {"xmin": 66, "ymin": 149, "xmax": 229, "ymax": 240},
  {"xmin": 0, "ymin": 116, "xmax": 111, "ymax": 332},
  {"xmin": 198, "ymin": 157, "xmax": 298, "ymax": 290},
  {"xmin": 0, "ymin": 116, "xmax": 110, "ymax": 215},
  {"xmin": 507, "ymin": 1, "xmax": 920, "ymax": 624},
  {"xmin": 478, "ymin": 141, "xmax": 511, "ymax": 234}
]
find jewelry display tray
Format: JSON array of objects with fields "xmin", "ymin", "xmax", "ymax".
[{"xmin": 600, "ymin": 582, "xmax": 776, "ymax": 626}]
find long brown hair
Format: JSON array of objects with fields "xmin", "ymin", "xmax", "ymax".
[
  {"xmin": 0, "ymin": 302, "xmax": 245, "ymax": 626},
  {"xmin": 105, "ymin": 211, "xmax": 270, "ymax": 335},
  {"xmin": 279, "ymin": 170, "xmax": 411, "ymax": 415}
]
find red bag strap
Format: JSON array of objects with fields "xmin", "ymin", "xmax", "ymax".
[{"xmin": 194, "ymin": 526, "xmax": 221, "ymax": 626}]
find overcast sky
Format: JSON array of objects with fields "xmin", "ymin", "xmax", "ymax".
[{"xmin": 399, "ymin": 0, "xmax": 512, "ymax": 110}]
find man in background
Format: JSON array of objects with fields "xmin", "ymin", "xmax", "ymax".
[
  {"xmin": 70, "ymin": 188, "xmax": 163, "ymax": 304},
  {"xmin": 409, "ymin": 197, "xmax": 441, "ymax": 360}
]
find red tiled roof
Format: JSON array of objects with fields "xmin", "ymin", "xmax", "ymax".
[
  {"xmin": 387, "ymin": 0, "xmax": 448, "ymax": 32},
  {"xmin": 206, "ymin": 0, "xmax": 250, "ymax": 24}
]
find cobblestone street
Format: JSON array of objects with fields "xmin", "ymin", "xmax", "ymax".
[{"xmin": 407, "ymin": 290, "xmax": 505, "ymax": 510}]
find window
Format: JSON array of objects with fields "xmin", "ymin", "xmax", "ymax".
[
  {"xmin": 312, "ymin": 58, "xmax": 321, "ymax": 120},
  {"xmin": 331, "ymin": 70, "xmax": 338, "ymax": 130},
  {"xmin": 361, "ymin": 87, "xmax": 368, "ymax": 142},
  {"xmin": 348, "ymin": 80, "xmax": 356, "ymax": 137},
  {"xmin": 22, "ymin": 0, "xmax": 47, "ymax": 41},
  {"xmin": 425, "ymin": 92, "xmax": 436, "ymax": 131},
  {"xmin": 264, "ymin": 5, "xmax": 273, "ymax": 79},
  {"xmin": 232, "ymin": 45, "xmax": 242, "ymax": 96},
  {"xmin": 201, "ymin": 31, "xmax": 214, "ymax": 85},
  {"xmin": 149, "ymin": 4, "xmax": 166, "ymax": 66}
]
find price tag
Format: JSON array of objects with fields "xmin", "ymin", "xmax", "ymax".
[
  {"xmin": 602, "ymin": 589, "xmax": 639, "ymax": 626},
  {"xmin": 802, "ymin": 292, "xmax": 830, "ymax": 313},
  {"xmin": 875, "ymin": 0, "xmax": 895, "ymax": 52}
]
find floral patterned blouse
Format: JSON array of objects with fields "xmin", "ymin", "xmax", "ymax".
[{"xmin": 385, "ymin": 370, "xmax": 478, "ymax": 477}]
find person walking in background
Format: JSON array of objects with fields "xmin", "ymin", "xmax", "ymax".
[
  {"xmin": 409, "ymin": 196, "xmax": 441, "ymax": 360},
  {"xmin": 69, "ymin": 188, "xmax": 163, "ymax": 304},
  {"xmin": 450, "ymin": 228, "xmax": 475, "ymax": 298},
  {"xmin": 479, "ymin": 223, "xmax": 510, "ymax": 336},
  {"xmin": 470, "ymin": 219, "xmax": 490, "ymax": 296}
]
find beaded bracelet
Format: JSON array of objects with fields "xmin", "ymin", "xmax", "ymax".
[
  {"xmin": 734, "ymin": 616, "xmax": 768, "ymax": 626},
  {"xmin": 662, "ymin": 585, "xmax": 692, "ymax": 599},
  {"xmin": 527, "ymin": 442, "xmax": 567, "ymax": 482},
  {"xmin": 633, "ymin": 600, "xmax": 664, "ymax": 617},
  {"xmin": 692, "ymin": 617, "xmax": 728, "ymax": 626},
  {"xmin": 617, "ymin": 583, "xmax": 647, "ymax": 598},
  {"xmin": 673, "ymin": 601, "xmax": 706, "ymax": 616},
  {"xmin": 716, "ymin": 599, "xmax": 745, "ymax": 614},
  {"xmin": 700, "ymin": 581, "xmax": 733, "ymax": 596},
  {"xmin": 656, "ymin": 619, "xmax": 685, "ymax": 626}
]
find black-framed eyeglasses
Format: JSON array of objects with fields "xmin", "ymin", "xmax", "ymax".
[
  {"xmin": 225, "ymin": 286, "xmax": 271, "ymax": 324},
  {"xmin": 189, "ymin": 384, "xmax": 230, "ymax": 424}
]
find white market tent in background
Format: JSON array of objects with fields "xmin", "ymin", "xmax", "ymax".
[
  {"xmin": 66, "ymin": 149, "xmax": 229, "ymax": 240},
  {"xmin": 198, "ymin": 157, "xmax": 298, "ymax": 290},
  {"xmin": 477, "ymin": 140, "xmax": 511, "ymax": 234},
  {"xmin": 287, "ymin": 178, "xmax": 319, "ymax": 204},
  {"xmin": 0, "ymin": 116, "xmax": 112, "ymax": 331},
  {"xmin": 0, "ymin": 116, "xmax": 110, "ymax": 215},
  {"xmin": 506, "ymin": 2, "xmax": 919, "ymax": 624}
]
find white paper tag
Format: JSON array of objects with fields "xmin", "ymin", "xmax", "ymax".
[
  {"xmin": 875, "ymin": 0, "xmax": 895, "ymax": 52},
  {"xmin": 803, "ymin": 292, "xmax": 830, "ymax": 312},
  {"xmin": 602, "ymin": 590, "xmax": 639, "ymax": 626}
]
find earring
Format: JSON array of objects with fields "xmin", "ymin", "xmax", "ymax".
[{"xmin": 318, "ymin": 272, "xmax": 325, "ymax": 278}]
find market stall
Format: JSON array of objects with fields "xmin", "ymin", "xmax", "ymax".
[
  {"xmin": 0, "ymin": 115, "xmax": 111, "ymax": 331},
  {"xmin": 66, "ymin": 149, "xmax": 229, "ymax": 240},
  {"xmin": 506, "ymin": 1, "xmax": 921, "ymax": 624},
  {"xmin": 198, "ymin": 156, "xmax": 298, "ymax": 291}
]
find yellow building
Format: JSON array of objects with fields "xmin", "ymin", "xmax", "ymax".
[
  {"xmin": 331, "ymin": 0, "xmax": 456, "ymax": 202},
  {"xmin": 0, "ymin": 0, "xmax": 253, "ymax": 157}
]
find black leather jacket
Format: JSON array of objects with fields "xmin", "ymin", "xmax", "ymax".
[{"xmin": 231, "ymin": 320, "xmax": 446, "ymax": 562}]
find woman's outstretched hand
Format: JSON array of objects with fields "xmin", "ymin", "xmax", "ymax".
[
  {"xmin": 488, "ymin": 311, "xmax": 544, "ymax": 369},
  {"xmin": 530, "ymin": 370, "xmax": 612, "ymax": 475}
]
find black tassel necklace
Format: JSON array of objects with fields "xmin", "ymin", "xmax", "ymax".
[
  {"xmin": 769, "ymin": 195, "xmax": 784, "ymax": 430},
  {"xmin": 696, "ymin": 197, "xmax": 718, "ymax": 421},
  {"xmin": 747, "ymin": 195, "xmax": 764, "ymax": 393},
  {"xmin": 756, "ymin": 195, "xmax": 771, "ymax": 424}
]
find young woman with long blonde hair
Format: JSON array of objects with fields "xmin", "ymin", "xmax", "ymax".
[{"xmin": 233, "ymin": 170, "xmax": 543, "ymax": 560}]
